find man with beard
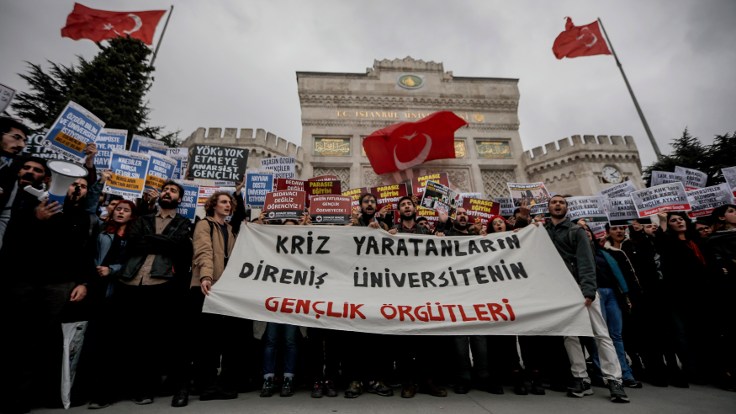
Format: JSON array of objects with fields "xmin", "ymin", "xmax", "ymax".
[
  {"xmin": 544, "ymin": 195, "xmax": 630, "ymax": 403},
  {"xmin": 0, "ymin": 164, "xmax": 99, "ymax": 413},
  {"xmin": 351, "ymin": 193, "xmax": 390, "ymax": 230},
  {"xmin": 435, "ymin": 207, "xmax": 482, "ymax": 237},
  {"xmin": 0, "ymin": 117, "xmax": 29, "ymax": 198},
  {"xmin": 389, "ymin": 196, "xmax": 432, "ymax": 235},
  {"xmin": 109, "ymin": 181, "xmax": 193, "ymax": 405}
]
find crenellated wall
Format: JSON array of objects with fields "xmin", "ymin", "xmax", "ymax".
[
  {"xmin": 181, "ymin": 127, "xmax": 303, "ymax": 173},
  {"xmin": 523, "ymin": 134, "xmax": 644, "ymax": 195}
]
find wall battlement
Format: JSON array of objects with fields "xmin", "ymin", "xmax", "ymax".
[
  {"xmin": 524, "ymin": 134, "xmax": 637, "ymax": 164},
  {"xmin": 182, "ymin": 127, "xmax": 303, "ymax": 161}
]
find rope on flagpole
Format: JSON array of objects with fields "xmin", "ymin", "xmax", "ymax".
[
  {"xmin": 597, "ymin": 17, "xmax": 663, "ymax": 160},
  {"xmin": 150, "ymin": 5, "xmax": 174, "ymax": 68}
]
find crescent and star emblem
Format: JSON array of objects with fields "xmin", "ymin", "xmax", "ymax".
[
  {"xmin": 102, "ymin": 13, "xmax": 143, "ymax": 35},
  {"xmin": 393, "ymin": 132, "xmax": 433, "ymax": 171},
  {"xmin": 576, "ymin": 27, "xmax": 598, "ymax": 48}
]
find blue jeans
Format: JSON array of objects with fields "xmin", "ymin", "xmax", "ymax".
[
  {"xmin": 593, "ymin": 288, "xmax": 635, "ymax": 381},
  {"xmin": 263, "ymin": 323, "xmax": 299, "ymax": 376}
]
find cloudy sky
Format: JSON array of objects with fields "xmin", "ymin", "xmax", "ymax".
[{"xmin": 2, "ymin": 0, "xmax": 734, "ymax": 168}]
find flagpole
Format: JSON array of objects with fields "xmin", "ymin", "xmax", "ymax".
[
  {"xmin": 150, "ymin": 5, "xmax": 174, "ymax": 67},
  {"xmin": 597, "ymin": 18, "xmax": 663, "ymax": 160}
]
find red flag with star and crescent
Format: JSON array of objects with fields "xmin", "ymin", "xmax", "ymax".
[
  {"xmin": 362, "ymin": 111, "xmax": 467, "ymax": 175},
  {"xmin": 61, "ymin": 3, "xmax": 166, "ymax": 45},
  {"xmin": 552, "ymin": 17, "xmax": 611, "ymax": 59}
]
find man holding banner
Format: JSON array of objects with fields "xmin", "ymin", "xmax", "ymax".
[{"xmin": 544, "ymin": 195, "xmax": 630, "ymax": 403}]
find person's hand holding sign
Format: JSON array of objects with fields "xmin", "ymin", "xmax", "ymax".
[
  {"xmin": 35, "ymin": 199, "xmax": 62, "ymax": 220},
  {"xmin": 84, "ymin": 142, "xmax": 97, "ymax": 168}
]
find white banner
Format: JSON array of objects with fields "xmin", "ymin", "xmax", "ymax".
[
  {"xmin": 565, "ymin": 196, "xmax": 608, "ymax": 222},
  {"xmin": 599, "ymin": 181, "xmax": 637, "ymax": 198},
  {"xmin": 631, "ymin": 182, "xmax": 691, "ymax": 217},
  {"xmin": 687, "ymin": 183, "xmax": 734, "ymax": 218},
  {"xmin": 675, "ymin": 166, "xmax": 707, "ymax": 190},
  {"xmin": 203, "ymin": 225, "xmax": 594, "ymax": 336}
]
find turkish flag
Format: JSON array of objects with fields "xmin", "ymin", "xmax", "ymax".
[
  {"xmin": 552, "ymin": 17, "xmax": 611, "ymax": 59},
  {"xmin": 61, "ymin": 3, "xmax": 166, "ymax": 45},
  {"xmin": 363, "ymin": 111, "xmax": 467, "ymax": 175}
]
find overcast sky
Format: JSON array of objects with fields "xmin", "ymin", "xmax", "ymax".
[{"xmin": 2, "ymin": 0, "xmax": 735, "ymax": 168}]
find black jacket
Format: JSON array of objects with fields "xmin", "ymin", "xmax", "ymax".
[{"xmin": 120, "ymin": 212, "xmax": 192, "ymax": 281}]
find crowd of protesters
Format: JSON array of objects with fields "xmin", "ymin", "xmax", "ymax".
[{"xmin": 0, "ymin": 116, "xmax": 734, "ymax": 413}]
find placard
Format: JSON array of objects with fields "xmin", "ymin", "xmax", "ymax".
[
  {"xmin": 723, "ymin": 166, "xmax": 736, "ymax": 197},
  {"xmin": 103, "ymin": 150, "xmax": 149, "ymax": 198},
  {"xmin": 420, "ymin": 180, "xmax": 457, "ymax": 213},
  {"xmin": 245, "ymin": 171, "xmax": 274, "ymax": 207},
  {"xmin": 675, "ymin": 166, "xmax": 707, "ymax": 191},
  {"xmin": 370, "ymin": 183, "xmax": 408, "ymax": 210},
  {"xmin": 565, "ymin": 196, "xmax": 608, "ymax": 223},
  {"xmin": 309, "ymin": 195, "xmax": 352, "ymax": 225},
  {"xmin": 176, "ymin": 180, "xmax": 200, "ymax": 221},
  {"xmin": 263, "ymin": 190, "xmax": 306, "ymax": 221},
  {"xmin": 93, "ymin": 129, "xmax": 127, "ymax": 170},
  {"xmin": 494, "ymin": 197, "xmax": 515, "ymax": 217},
  {"xmin": 462, "ymin": 198, "xmax": 495, "ymax": 224},
  {"xmin": 342, "ymin": 187, "xmax": 371, "ymax": 208},
  {"xmin": 507, "ymin": 182, "xmax": 550, "ymax": 215},
  {"xmin": 260, "ymin": 156, "xmax": 296, "ymax": 179},
  {"xmin": 650, "ymin": 171, "xmax": 685, "ymax": 187},
  {"xmin": 306, "ymin": 179, "xmax": 341, "ymax": 196},
  {"xmin": 276, "ymin": 178, "xmax": 306, "ymax": 192},
  {"xmin": 197, "ymin": 185, "xmax": 236, "ymax": 207},
  {"xmin": 129, "ymin": 135, "xmax": 166, "ymax": 155},
  {"xmin": 42, "ymin": 101, "xmax": 104, "ymax": 163},
  {"xmin": 166, "ymin": 148, "xmax": 189, "ymax": 180},
  {"xmin": 412, "ymin": 172, "xmax": 449, "ymax": 196},
  {"xmin": 144, "ymin": 152, "xmax": 177, "ymax": 192},
  {"xmin": 0, "ymin": 83, "xmax": 15, "ymax": 114},
  {"xmin": 631, "ymin": 182, "xmax": 691, "ymax": 218},
  {"xmin": 687, "ymin": 183, "xmax": 734, "ymax": 218},
  {"xmin": 599, "ymin": 181, "xmax": 637, "ymax": 199},
  {"xmin": 188, "ymin": 144, "xmax": 248, "ymax": 182},
  {"xmin": 604, "ymin": 197, "xmax": 639, "ymax": 225}
]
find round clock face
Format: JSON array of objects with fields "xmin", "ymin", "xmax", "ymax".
[{"xmin": 602, "ymin": 165, "xmax": 623, "ymax": 184}]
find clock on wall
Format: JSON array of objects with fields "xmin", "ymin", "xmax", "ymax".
[{"xmin": 601, "ymin": 165, "xmax": 623, "ymax": 184}]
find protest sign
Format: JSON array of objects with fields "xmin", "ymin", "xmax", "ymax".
[
  {"xmin": 650, "ymin": 171, "xmax": 685, "ymax": 187},
  {"xmin": 416, "ymin": 206, "xmax": 439, "ymax": 224},
  {"xmin": 462, "ymin": 198, "xmax": 495, "ymax": 224},
  {"xmin": 144, "ymin": 152, "xmax": 177, "ymax": 192},
  {"xmin": 103, "ymin": 150, "xmax": 149, "ymax": 198},
  {"xmin": 687, "ymin": 183, "xmax": 734, "ymax": 218},
  {"xmin": 721, "ymin": 166, "xmax": 736, "ymax": 197},
  {"xmin": 202, "ymin": 225, "xmax": 593, "ymax": 336},
  {"xmin": 93, "ymin": 129, "xmax": 127, "ymax": 170},
  {"xmin": 0, "ymin": 83, "xmax": 15, "ymax": 113},
  {"xmin": 456, "ymin": 192, "xmax": 483, "ymax": 207},
  {"xmin": 494, "ymin": 197, "xmax": 515, "ymax": 217},
  {"xmin": 42, "ymin": 101, "xmax": 104, "ymax": 163},
  {"xmin": 507, "ymin": 182, "xmax": 550, "ymax": 215},
  {"xmin": 176, "ymin": 180, "xmax": 200, "ymax": 221},
  {"xmin": 129, "ymin": 135, "xmax": 166, "ymax": 155},
  {"xmin": 565, "ymin": 196, "xmax": 608, "ymax": 223},
  {"xmin": 260, "ymin": 156, "xmax": 296, "ymax": 179},
  {"xmin": 276, "ymin": 178, "xmax": 305, "ymax": 192},
  {"xmin": 412, "ymin": 172, "xmax": 449, "ymax": 196},
  {"xmin": 263, "ymin": 190, "xmax": 306, "ymax": 221},
  {"xmin": 22, "ymin": 132, "xmax": 66, "ymax": 161},
  {"xmin": 604, "ymin": 197, "xmax": 639, "ymax": 225},
  {"xmin": 342, "ymin": 187, "xmax": 371, "ymax": 208},
  {"xmin": 675, "ymin": 166, "xmax": 707, "ymax": 191},
  {"xmin": 306, "ymin": 179, "xmax": 341, "ymax": 196},
  {"xmin": 588, "ymin": 222, "xmax": 608, "ymax": 239},
  {"xmin": 245, "ymin": 172, "xmax": 274, "ymax": 207},
  {"xmin": 197, "ymin": 185, "xmax": 236, "ymax": 206},
  {"xmin": 631, "ymin": 182, "xmax": 691, "ymax": 218},
  {"xmin": 370, "ymin": 183, "xmax": 408, "ymax": 210},
  {"xmin": 599, "ymin": 180, "xmax": 637, "ymax": 199},
  {"xmin": 309, "ymin": 195, "xmax": 352, "ymax": 225},
  {"xmin": 421, "ymin": 180, "xmax": 457, "ymax": 213},
  {"xmin": 166, "ymin": 148, "xmax": 189, "ymax": 180},
  {"xmin": 188, "ymin": 144, "xmax": 248, "ymax": 182}
]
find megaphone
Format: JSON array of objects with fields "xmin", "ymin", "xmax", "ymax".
[{"xmin": 46, "ymin": 160, "xmax": 88, "ymax": 206}]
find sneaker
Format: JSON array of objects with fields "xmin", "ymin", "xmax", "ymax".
[
  {"xmin": 87, "ymin": 401, "xmax": 111, "ymax": 409},
  {"xmin": 608, "ymin": 381, "xmax": 630, "ymax": 403},
  {"xmin": 323, "ymin": 380, "xmax": 338, "ymax": 397},
  {"xmin": 133, "ymin": 396, "xmax": 153, "ymax": 405},
  {"xmin": 623, "ymin": 379, "xmax": 643, "ymax": 388},
  {"xmin": 567, "ymin": 378, "xmax": 593, "ymax": 398},
  {"xmin": 344, "ymin": 380, "xmax": 362, "ymax": 398},
  {"xmin": 311, "ymin": 381, "xmax": 324, "ymax": 398},
  {"xmin": 366, "ymin": 380, "xmax": 393, "ymax": 397},
  {"xmin": 280, "ymin": 377, "xmax": 295, "ymax": 397},
  {"xmin": 260, "ymin": 377, "xmax": 275, "ymax": 397}
]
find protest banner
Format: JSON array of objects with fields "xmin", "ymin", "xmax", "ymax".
[
  {"xmin": 187, "ymin": 144, "xmax": 248, "ymax": 182},
  {"xmin": 412, "ymin": 172, "xmax": 449, "ymax": 196},
  {"xmin": 103, "ymin": 150, "xmax": 149, "ymax": 198},
  {"xmin": 307, "ymin": 179, "xmax": 341, "ymax": 197},
  {"xmin": 22, "ymin": 131, "xmax": 66, "ymax": 161},
  {"xmin": 166, "ymin": 148, "xmax": 189, "ymax": 180},
  {"xmin": 675, "ymin": 166, "xmax": 707, "ymax": 191},
  {"xmin": 650, "ymin": 171, "xmax": 685, "ymax": 187},
  {"xmin": 144, "ymin": 152, "xmax": 177, "ymax": 192},
  {"xmin": 309, "ymin": 195, "xmax": 352, "ymax": 225},
  {"xmin": 456, "ymin": 192, "xmax": 483, "ymax": 207},
  {"xmin": 197, "ymin": 185, "xmax": 236, "ymax": 206},
  {"xmin": 202, "ymin": 225, "xmax": 593, "ymax": 336},
  {"xmin": 263, "ymin": 190, "xmax": 306, "ymax": 221},
  {"xmin": 176, "ymin": 180, "xmax": 200, "ymax": 221},
  {"xmin": 0, "ymin": 82, "xmax": 15, "ymax": 113},
  {"xmin": 370, "ymin": 183, "xmax": 408, "ymax": 210},
  {"xmin": 599, "ymin": 180, "xmax": 637, "ymax": 198},
  {"xmin": 565, "ymin": 196, "xmax": 608, "ymax": 223},
  {"xmin": 42, "ymin": 101, "xmax": 104, "ymax": 163},
  {"xmin": 588, "ymin": 222, "xmax": 608, "ymax": 239},
  {"xmin": 342, "ymin": 187, "xmax": 371, "ymax": 208},
  {"xmin": 129, "ymin": 135, "xmax": 166, "ymax": 155},
  {"xmin": 260, "ymin": 156, "xmax": 296, "ymax": 179},
  {"xmin": 604, "ymin": 197, "xmax": 640, "ymax": 225},
  {"xmin": 245, "ymin": 171, "xmax": 274, "ymax": 207},
  {"xmin": 507, "ymin": 182, "xmax": 550, "ymax": 215},
  {"xmin": 276, "ymin": 178, "xmax": 305, "ymax": 192},
  {"xmin": 687, "ymin": 183, "xmax": 734, "ymax": 218},
  {"xmin": 421, "ymin": 180, "xmax": 457, "ymax": 213},
  {"xmin": 93, "ymin": 129, "xmax": 127, "ymax": 170},
  {"xmin": 494, "ymin": 197, "xmax": 514, "ymax": 217},
  {"xmin": 462, "ymin": 198, "xmax": 495, "ymax": 224},
  {"xmin": 721, "ymin": 166, "xmax": 736, "ymax": 197},
  {"xmin": 631, "ymin": 182, "xmax": 691, "ymax": 218},
  {"xmin": 417, "ymin": 206, "xmax": 439, "ymax": 224}
]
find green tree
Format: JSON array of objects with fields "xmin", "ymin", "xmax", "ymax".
[
  {"xmin": 11, "ymin": 36, "xmax": 177, "ymax": 147},
  {"xmin": 643, "ymin": 128, "xmax": 735, "ymax": 186}
]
